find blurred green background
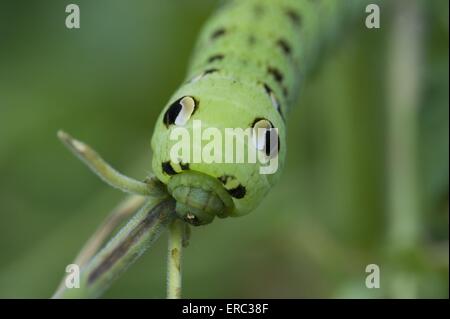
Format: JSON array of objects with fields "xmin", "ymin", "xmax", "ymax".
[{"xmin": 0, "ymin": 0, "xmax": 448, "ymax": 298}]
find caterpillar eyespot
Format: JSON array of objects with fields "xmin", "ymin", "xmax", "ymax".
[
  {"xmin": 163, "ymin": 96, "xmax": 197, "ymax": 127},
  {"xmin": 252, "ymin": 118, "xmax": 279, "ymax": 158}
]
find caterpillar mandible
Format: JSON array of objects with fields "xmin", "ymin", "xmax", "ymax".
[{"xmin": 150, "ymin": 0, "xmax": 362, "ymax": 225}]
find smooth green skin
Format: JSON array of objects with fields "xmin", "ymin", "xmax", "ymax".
[{"xmin": 151, "ymin": 0, "xmax": 358, "ymax": 224}]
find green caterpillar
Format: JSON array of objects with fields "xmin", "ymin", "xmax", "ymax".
[{"xmin": 151, "ymin": 0, "xmax": 363, "ymax": 225}]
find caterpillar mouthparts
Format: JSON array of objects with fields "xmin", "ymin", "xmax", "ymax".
[{"xmin": 167, "ymin": 171, "xmax": 235, "ymax": 225}]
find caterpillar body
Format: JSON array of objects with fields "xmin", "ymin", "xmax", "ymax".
[{"xmin": 151, "ymin": 0, "xmax": 363, "ymax": 225}]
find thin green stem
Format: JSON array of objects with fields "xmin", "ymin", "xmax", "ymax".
[
  {"xmin": 57, "ymin": 130, "xmax": 165, "ymax": 197},
  {"xmin": 166, "ymin": 219, "xmax": 184, "ymax": 299},
  {"xmin": 73, "ymin": 195, "xmax": 147, "ymax": 268},
  {"xmin": 386, "ymin": 0, "xmax": 423, "ymax": 298},
  {"xmin": 55, "ymin": 195, "xmax": 146, "ymax": 292},
  {"xmin": 53, "ymin": 196, "xmax": 176, "ymax": 298}
]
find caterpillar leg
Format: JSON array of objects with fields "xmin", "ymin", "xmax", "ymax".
[{"xmin": 58, "ymin": 130, "xmax": 166, "ymax": 197}]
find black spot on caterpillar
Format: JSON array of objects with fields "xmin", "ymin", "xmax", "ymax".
[
  {"xmin": 276, "ymin": 38, "xmax": 292, "ymax": 56},
  {"xmin": 227, "ymin": 184, "xmax": 246, "ymax": 199},
  {"xmin": 162, "ymin": 161, "xmax": 177, "ymax": 176},
  {"xmin": 267, "ymin": 66, "xmax": 284, "ymax": 84},
  {"xmin": 218, "ymin": 175, "xmax": 246, "ymax": 199},
  {"xmin": 180, "ymin": 162, "xmax": 190, "ymax": 170},
  {"xmin": 204, "ymin": 68, "xmax": 219, "ymax": 75},
  {"xmin": 263, "ymin": 83, "xmax": 274, "ymax": 95},
  {"xmin": 285, "ymin": 8, "xmax": 302, "ymax": 27},
  {"xmin": 207, "ymin": 54, "xmax": 225, "ymax": 63},
  {"xmin": 211, "ymin": 28, "xmax": 226, "ymax": 40},
  {"xmin": 262, "ymin": 83, "xmax": 284, "ymax": 120}
]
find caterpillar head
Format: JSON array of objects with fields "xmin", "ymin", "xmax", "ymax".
[{"xmin": 151, "ymin": 80, "xmax": 285, "ymax": 225}]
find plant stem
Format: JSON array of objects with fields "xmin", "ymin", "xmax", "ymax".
[
  {"xmin": 55, "ymin": 195, "xmax": 146, "ymax": 292},
  {"xmin": 74, "ymin": 195, "xmax": 147, "ymax": 268},
  {"xmin": 166, "ymin": 218, "xmax": 184, "ymax": 299},
  {"xmin": 53, "ymin": 196, "xmax": 176, "ymax": 298},
  {"xmin": 386, "ymin": 0, "xmax": 423, "ymax": 298},
  {"xmin": 57, "ymin": 130, "xmax": 165, "ymax": 197}
]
